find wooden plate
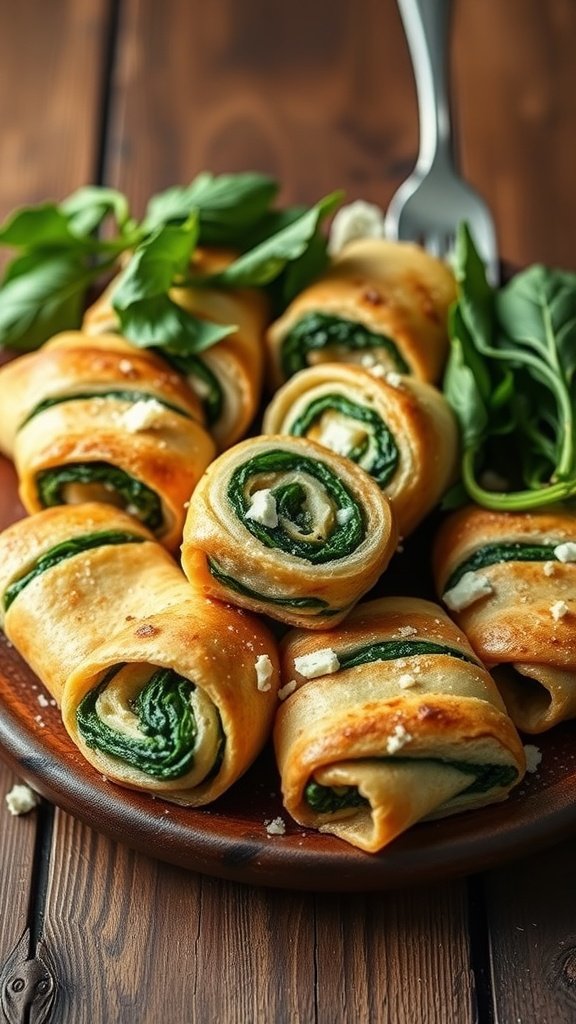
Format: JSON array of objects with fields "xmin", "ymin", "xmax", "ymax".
[{"xmin": 1, "ymin": 455, "xmax": 575, "ymax": 891}]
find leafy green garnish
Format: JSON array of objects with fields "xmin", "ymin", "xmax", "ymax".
[
  {"xmin": 0, "ymin": 173, "xmax": 342, "ymax": 354},
  {"xmin": 444, "ymin": 224, "xmax": 576, "ymax": 510}
]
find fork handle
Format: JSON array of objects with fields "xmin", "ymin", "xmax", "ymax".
[{"xmin": 397, "ymin": 0, "xmax": 455, "ymax": 173}]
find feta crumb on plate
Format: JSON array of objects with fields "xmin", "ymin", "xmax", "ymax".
[
  {"xmin": 523, "ymin": 745, "xmax": 542, "ymax": 774},
  {"xmin": 265, "ymin": 816, "xmax": 286, "ymax": 836},
  {"xmin": 5, "ymin": 783, "xmax": 40, "ymax": 816},
  {"xmin": 293, "ymin": 648, "xmax": 340, "ymax": 679},
  {"xmin": 443, "ymin": 571, "xmax": 494, "ymax": 612}
]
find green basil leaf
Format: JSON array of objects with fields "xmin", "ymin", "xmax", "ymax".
[
  {"xmin": 142, "ymin": 171, "xmax": 278, "ymax": 240},
  {"xmin": 114, "ymin": 293, "xmax": 235, "ymax": 352},
  {"xmin": 203, "ymin": 191, "xmax": 344, "ymax": 288},
  {"xmin": 60, "ymin": 186, "xmax": 132, "ymax": 237},
  {"xmin": 0, "ymin": 252, "xmax": 103, "ymax": 350},
  {"xmin": 0, "ymin": 204, "xmax": 78, "ymax": 247},
  {"xmin": 443, "ymin": 330, "xmax": 488, "ymax": 449},
  {"xmin": 112, "ymin": 217, "xmax": 199, "ymax": 308}
]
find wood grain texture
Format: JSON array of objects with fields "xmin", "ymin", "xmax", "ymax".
[
  {"xmin": 0, "ymin": 765, "xmax": 38, "ymax": 965},
  {"xmin": 486, "ymin": 839, "xmax": 576, "ymax": 1024},
  {"xmin": 0, "ymin": 0, "xmax": 112, "ymax": 220}
]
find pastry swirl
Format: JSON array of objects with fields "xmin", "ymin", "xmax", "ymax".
[
  {"xmin": 263, "ymin": 363, "xmax": 458, "ymax": 536},
  {"xmin": 0, "ymin": 331, "xmax": 215, "ymax": 550},
  {"xmin": 83, "ymin": 248, "xmax": 268, "ymax": 449},
  {"xmin": 265, "ymin": 239, "xmax": 457, "ymax": 389},
  {"xmin": 181, "ymin": 435, "xmax": 397, "ymax": 628},
  {"xmin": 0, "ymin": 504, "xmax": 279, "ymax": 803},
  {"xmin": 274, "ymin": 597, "xmax": 525, "ymax": 852},
  {"xmin": 434, "ymin": 506, "xmax": 576, "ymax": 733}
]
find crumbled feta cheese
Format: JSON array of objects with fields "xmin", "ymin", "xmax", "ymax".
[
  {"xmin": 369, "ymin": 364, "xmax": 387, "ymax": 378},
  {"xmin": 5, "ymin": 784, "xmax": 40, "ymax": 816},
  {"xmin": 397, "ymin": 625, "xmax": 418, "ymax": 637},
  {"xmin": 553, "ymin": 542, "xmax": 576, "ymax": 563},
  {"xmin": 255, "ymin": 653, "xmax": 273, "ymax": 692},
  {"xmin": 265, "ymin": 816, "xmax": 286, "ymax": 836},
  {"xmin": 245, "ymin": 488, "xmax": 278, "ymax": 528},
  {"xmin": 443, "ymin": 572, "xmax": 494, "ymax": 612},
  {"xmin": 398, "ymin": 673, "xmax": 417, "ymax": 689},
  {"xmin": 385, "ymin": 372, "xmax": 403, "ymax": 388},
  {"xmin": 328, "ymin": 200, "xmax": 386, "ymax": 256},
  {"xmin": 278, "ymin": 680, "xmax": 297, "ymax": 701},
  {"xmin": 550, "ymin": 600, "xmax": 569, "ymax": 621},
  {"xmin": 523, "ymin": 744, "xmax": 542, "ymax": 773},
  {"xmin": 293, "ymin": 648, "xmax": 340, "ymax": 679},
  {"xmin": 37, "ymin": 693, "xmax": 49, "ymax": 708},
  {"xmin": 386, "ymin": 724, "xmax": 413, "ymax": 754},
  {"xmin": 319, "ymin": 418, "xmax": 366, "ymax": 456},
  {"xmin": 122, "ymin": 398, "xmax": 166, "ymax": 432},
  {"xmin": 543, "ymin": 561, "xmax": 556, "ymax": 577},
  {"xmin": 118, "ymin": 359, "xmax": 134, "ymax": 374},
  {"xmin": 336, "ymin": 506, "xmax": 355, "ymax": 526}
]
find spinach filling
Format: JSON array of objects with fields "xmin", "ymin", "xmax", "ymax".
[
  {"xmin": 161, "ymin": 350, "xmax": 223, "ymax": 426},
  {"xmin": 304, "ymin": 639, "xmax": 502, "ymax": 814},
  {"xmin": 305, "ymin": 760, "xmax": 518, "ymax": 814},
  {"xmin": 280, "ymin": 312, "xmax": 410, "ymax": 380},
  {"xmin": 76, "ymin": 667, "xmax": 225, "ymax": 781},
  {"xmin": 36, "ymin": 462, "xmax": 163, "ymax": 533},
  {"xmin": 18, "ymin": 389, "xmax": 192, "ymax": 430},
  {"xmin": 228, "ymin": 449, "xmax": 364, "ymax": 563},
  {"xmin": 288, "ymin": 393, "xmax": 399, "ymax": 488},
  {"xmin": 3, "ymin": 531, "xmax": 145, "ymax": 611},
  {"xmin": 444, "ymin": 541, "xmax": 571, "ymax": 593},
  {"xmin": 207, "ymin": 556, "xmax": 338, "ymax": 614}
]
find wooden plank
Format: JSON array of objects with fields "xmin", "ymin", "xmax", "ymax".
[
  {"xmin": 485, "ymin": 839, "xmax": 576, "ymax": 1024},
  {"xmin": 314, "ymin": 885, "xmax": 476, "ymax": 1024},
  {"xmin": 0, "ymin": 0, "xmax": 112, "ymax": 220},
  {"xmin": 0, "ymin": 766, "xmax": 38, "ymax": 963},
  {"xmin": 454, "ymin": 0, "xmax": 576, "ymax": 269},
  {"xmin": 104, "ymin": 0, "xmax": 418, "ymax": 215}
]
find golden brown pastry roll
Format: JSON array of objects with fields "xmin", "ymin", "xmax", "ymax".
[
  {"xmin": 0, "ymin": 503, "xmax": 187, "ymax": 702},
  {"xmin": 83, "ymin": 248, "xmax": 268, "ymax": 449},
  {"xmin": 181, "ymin": 435, "xmax": 397, "ymax": 628},
  {"xmin": 265, "ymin": 239, "xmax": 457, "ymax": 389},
  {"xmin": 0, "ymin": 331, "xmax": 215, "ymax": 551},
  {"xmin": 274, "ymin": 597, "xmax": 525, "ymax": 853},
  {"xmin": 434, "ymin": 505, "xmax": 576, "ymax": 733},
  {"xmin": 0, "ymin": 503, "xmax": 280, "ymax": 804},
  {"xmin": 263, "ymin": 363, "xmax": 458, "ymax": 537},
  {"xmin": 61, "ymin": 598, "xmax": 279, "ymax": 806}
]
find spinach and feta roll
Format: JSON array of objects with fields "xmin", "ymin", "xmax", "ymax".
[
  {"xmin": 0, "ymin": 331, "xmax": 215, "ymax": 551},
  {"xmin": 0, "ymin": 503, "xmax": 280, "ymax": 804},
  {"xmin": 274, "ymin": 597, "xmax": 525, "ymax": 853},
  {"xmin": 434, "ymin": 506, "xmax": 576, "ymax": 733},
  {"xmin": 83, "ymin": 248, "xmax": 268, "ymax": 449},
  {"xmin": 181, "ymin": 435, "xmax": 397, "ymax": 628},
  {"xmin": 0, "ymin": 503, "xmax": 182, "ymax": 703},
  {"xmin": 61, "ymin": 597, "xmax": 279, "ymax": 806},
  {"xmin": 263, "ymin": 364, "xmax": 458, "ymax": 537},
  {"xmin": 265, "ymin": 239, "xmax": 457, "ymax": 389}
]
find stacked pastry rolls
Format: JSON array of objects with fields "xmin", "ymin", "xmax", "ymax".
[
  {"xmin": 181, "ymin": 435, "xmax": 397, "ymax": 628},
  {"xmin": 274, "ymin": 597, "xmax": 525, "ymax": 852},
  {"xmin": 0, "ymin": 504, "xmax": 280, "ymax": 805},
  {"xmin": 263, "ymin": 363, "xmax": 458, "ymax": 537},
  {"xmin": 0, "ymin": 331, "xmax": 215, "ymax": 550},
  {"xmin": 265, "ymin": 239, "xmax": 457, "ymax": 389},
  {"xmin": 83, "ymin": 248, "xmax": 268, "ymax": 449},
  {"xmin": 434, "ymin": 506, "xmax": 576, "ymax": 733}
]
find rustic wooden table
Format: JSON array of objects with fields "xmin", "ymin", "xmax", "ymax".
[{"xmin": 1, "ymin": 2, "xmax": 576, "ymax": 1022}]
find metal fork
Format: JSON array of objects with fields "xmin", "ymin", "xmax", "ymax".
[{"xmin": 384, "ymin": 0, "xmax": 499, "ymax": 284}]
